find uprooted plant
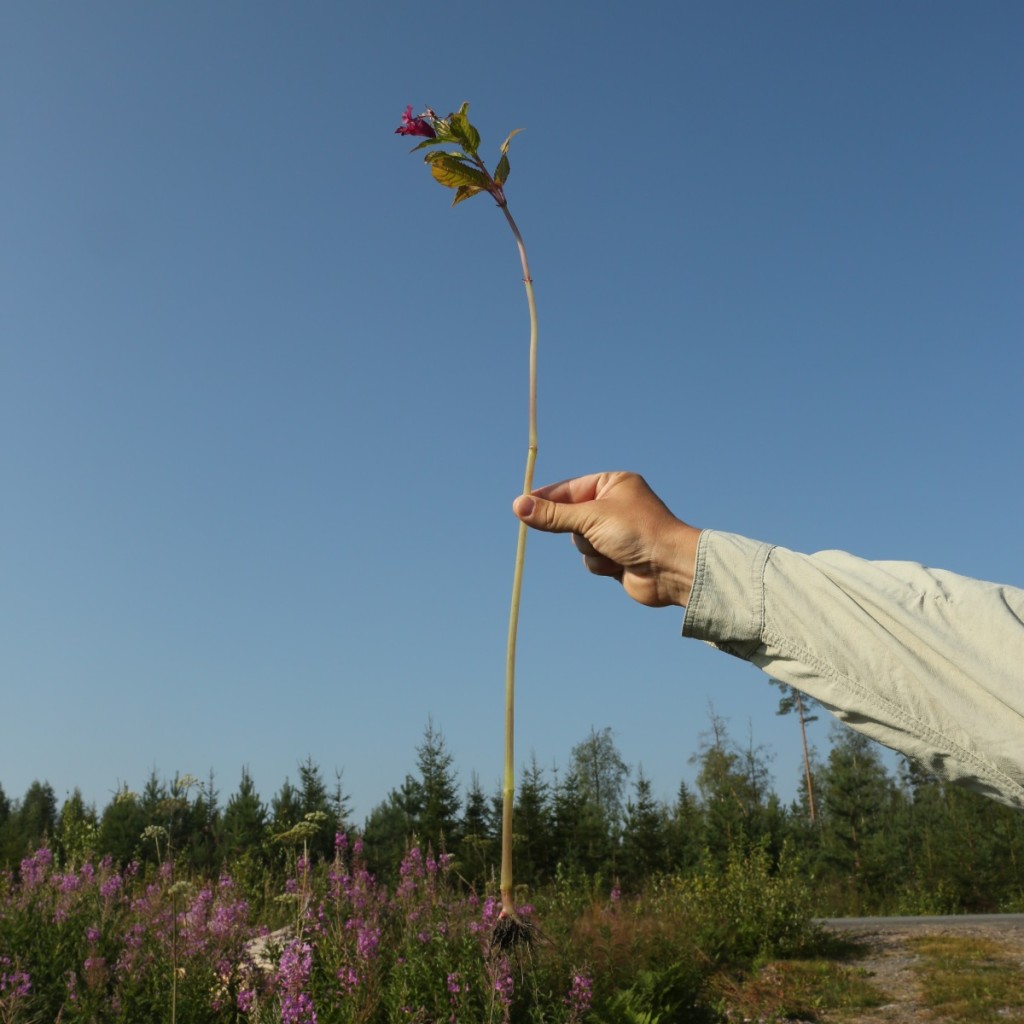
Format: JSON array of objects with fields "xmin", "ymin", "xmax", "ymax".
[{"xmin": 395, "ymin": 102, "xmax": 537, "ymax": 949}]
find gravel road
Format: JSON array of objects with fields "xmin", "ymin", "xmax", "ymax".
[{"xmin": 815, "ymin": 916, "xmax": 1024, "ymax": 1023}]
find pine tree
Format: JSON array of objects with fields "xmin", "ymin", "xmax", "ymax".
[{"xmin": 770, "ymin": 680, "xmax": 820, "ymax": 822}]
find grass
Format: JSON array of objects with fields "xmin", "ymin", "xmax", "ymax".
[
  {"xmin": 712, "ymin": 957, "xmax": 887, "ymax": 1023},
  {"xmin": 713, "ymin": 932, "xmax": 1024, "ymax": 1024},
  {"xmin": 911, "ymin": 934, "xmax": 1024, "ymax": 1023}
]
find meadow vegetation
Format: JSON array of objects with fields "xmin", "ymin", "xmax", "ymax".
[{"xmin": 2, "ymin": 710, "xmax": 1024, "ymax": 1021}]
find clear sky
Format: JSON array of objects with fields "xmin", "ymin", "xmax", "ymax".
[{"xmin": 2, "ymin": 2, "xmax": 1022, "ymax": 824}]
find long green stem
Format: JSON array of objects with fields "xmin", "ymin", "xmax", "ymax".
[{"xmin": 498, "ymin": 202, "xmax": 537, "ymax": 916}]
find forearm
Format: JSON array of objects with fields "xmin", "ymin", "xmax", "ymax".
[{"xmin": 684, "ymin": 530, "xmax": 1024, "ymax": 809}]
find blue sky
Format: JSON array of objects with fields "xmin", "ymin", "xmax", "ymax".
[{"xmin": 2, "ymin": 2, "xmax": 1021, "ymax": 824}]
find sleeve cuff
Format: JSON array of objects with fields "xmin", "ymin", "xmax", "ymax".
[{"xmin": 682, "ymin": 530, "xmax": 774, "ymax": 660}]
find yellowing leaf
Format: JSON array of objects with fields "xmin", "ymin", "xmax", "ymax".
[{"xmin": 428, "ymin": 155, "xmax": 491, "ymax": 191}]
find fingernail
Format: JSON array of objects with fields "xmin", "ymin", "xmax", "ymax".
[{"xmin": 517, "ymin": 496, "xmax": 535, "ymax": 517}]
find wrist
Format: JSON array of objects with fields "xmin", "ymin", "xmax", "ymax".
[{"xmin": 660, "ymin": 521, "xmax": 701, "ymax": 607}]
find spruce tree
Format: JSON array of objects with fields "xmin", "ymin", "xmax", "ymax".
[
  {"xmin": 297, "ymin": 757, "xmax": 335, "ymax": 862},
  {"xmin": 0, "ymin": 782, "xmax": 10, "ymax": 867},
  {"xmin": 271, "ymin": 778, "xmax": 302, "ymax": 833},
  {"xmin": 666, "ymin": 779, "xmax": 703, "ymax": 873},
  {"xmin": 621, "ymin": 769, "xmax": 670, "ymax": 889},
  {"xmin": 223, "ymin": 766, "xmax": 268, "ymax": 859},
  {"xmin": 817, "ymin": 726, "xmax": 902, "ymax": 909},
  {"xmin": 12, "ymin": 780, "xmax": 58, "ymax": 861},
  {"xmin": 460, "ymin": 772, "xmax": 496, "ymax": 885},
  {"xmin": 362, "ymin": 779, "xmax": 422, "ymax": 882},
  {"xmin": 98, "ymin": 785, "xmax": 147, "ymax": 867},
  {"xmin": 513, "ymin": 754, "xmax": 553, "ymax": 885},
  {"xmin": 415, "ymin": 719, "xmax": 460, "ymax": 854}
]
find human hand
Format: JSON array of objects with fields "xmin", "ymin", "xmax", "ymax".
[{"xmin": 512, "ymin": 472, "xmax": 700, "ymax": 608}]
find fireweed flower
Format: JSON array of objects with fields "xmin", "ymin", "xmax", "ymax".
[
  {"xmin": 564, "ymin": 972, "xmax": 594, "ymax": 1018},
  {"xmin": 355, "ymin": 923, "xmax": 380, "ymax": 960},
  {"xmin": 19, "ymin": 846, "xmax": 52, "ymax": 888},
  {"xmin": 0, "ymin": 957, "xmax": 32, "ymax": 999},
  {"xmin": 277, "ymin": 939, "xmax": 317, "ymax": 1024},
  {"xmin": 492, "ymin": 959, "xmax": 514, "ymax": 1008},
  {"xmin": 394, "ymin": 104, "xmax": 436, "ymax": 138},
  {"xmin": 337, "ymin": 964, "xmax": 360, "ymax": 994}
]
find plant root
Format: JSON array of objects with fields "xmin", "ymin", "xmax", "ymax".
[{"xmin": 490, "ymin": 910, "xmax": 535, "ymax": 954}]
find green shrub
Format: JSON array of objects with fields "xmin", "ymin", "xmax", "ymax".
[{"xmin": 674, "ymin": 839, "xmax": 821, "ymax": 966}]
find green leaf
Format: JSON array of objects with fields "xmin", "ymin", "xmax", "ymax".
[
  {"xmin": 410, "ymin": 137, "xmax": 453, "ymax": 152},
  {"xmin": 451, "ymin": 184, "xmax": 485, "ymax": 207},
  {"xmin": 423, "ymin": 149, "xmax": 469, "ymax": 162},
  {"xmin": 431, "ymin": 118, "xmax": 456, "ymax": 142},
  {"xmin": 448, "ymin": 108, "xmax": 480, "ymax": 154},
  {"xmin": 428, "ymin": 155, "xmax": 491, "ymax": 191},
  {"xmin": 494, "ymin": 152, "xmax": 510, "ymax": 186}
]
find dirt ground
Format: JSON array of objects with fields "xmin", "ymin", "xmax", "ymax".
[{"xmin": 820, "ymin": 922, "xmax": 1024, "ymax": 1024}]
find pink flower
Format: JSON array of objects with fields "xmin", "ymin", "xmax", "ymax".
[{"xmin": 395, "ymin": 105, "xmax": 435, "ymax": 138}]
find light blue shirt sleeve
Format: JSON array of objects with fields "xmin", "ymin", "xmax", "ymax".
[{"xmin": 683, "ymin": 529, "xmax": 1024, "ymax": 809}]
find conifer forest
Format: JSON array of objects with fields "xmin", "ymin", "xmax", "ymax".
[{"xmin": 2, "ymin": 698, "xmax": 1022, "ymax": 1022}]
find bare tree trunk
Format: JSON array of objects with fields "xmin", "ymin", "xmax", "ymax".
[{"xmin": 796, "ymin": 693, "xmax": 817, "ymax": 822}]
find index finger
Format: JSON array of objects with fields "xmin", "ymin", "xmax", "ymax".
[{"xmin": 531, "ymin": 472, "xmax": 610, "ymax": 505}]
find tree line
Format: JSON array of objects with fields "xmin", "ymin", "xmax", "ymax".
[{"xmin": 3, "ymin": 699, "xmax": 1023, "ymax": 916}]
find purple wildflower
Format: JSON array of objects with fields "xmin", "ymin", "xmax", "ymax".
[
  {"xmin": 355, "ymin": 923, "xmax": 380, "ymax": 960},
  {"xmin": 394, "ymin": 104, "xmax": 436, "ymax": 138},
  {"xmin": 19, "ymin": 847, "xmax": 52, "ymax": 887},
  {"xmin": 565, "ymin": 972, "xmax": 594, "ymax": 1018},
  {"xmin": 0, "ymin": 957, "xmax": 32, "ymax": 999},
  {"xmin": 470, "ymin": 894, "xmax": 500, "ymax": 935},
  {"xmin": 492, "ymin": 960, "xmax": 514, "ymax": 1008},
  {"xmin": 337, "ymin": 965, "xmax": 359, "ymax": 994},
  {"xmin": 277, "ymin": 940, "xmax": 317, "ymax": 1024}
]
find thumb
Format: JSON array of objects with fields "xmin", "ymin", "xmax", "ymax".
[{"xmin": 513, "ymin": 493, "xmax": 587, "ymax": 535}]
